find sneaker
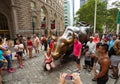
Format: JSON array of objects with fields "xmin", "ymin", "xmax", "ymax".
[
  {"xmin": 2, "ymin": 68, "xmax": 7, "ymax": 71},
  {"xmin": 83, "ymin": 65, "xmax": 87, "ymax": 69},
  {"xmin": 10, "ymin": 67, "xmax": 15, "ymax": 71},
  {"xmin": 21, "ymin": 64, "xmax": 24, "ymax": 67},
  {"xmin": 19, "ymin": 65, "xmax": 23, "ymax": 69},
  {"xmin": 8, "ymin": 69, "xmax": 14, "ymax": 73},
  {"xmin": 92, "ymin": 78, "xmax": 97, "ymax": 81},
  {"xmin": 77, "ymin": 69, "xmax": 81, "ymax": 73},
  {"xmin": 109, "ymin": 75, "xmax": 118, "ymax": 79}
]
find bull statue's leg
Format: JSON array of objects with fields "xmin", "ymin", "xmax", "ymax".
[{"xmin": 60, "ymin": 47, "xmax": 73, "ymax": 63}]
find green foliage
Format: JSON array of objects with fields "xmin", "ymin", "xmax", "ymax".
[
  {"xmin": 74, "ymin": 0, "xmax": 118, "ymax": 33},
  {"xmin": 106, "ymin": 8, "xmax": 118, "ymax": 31}
]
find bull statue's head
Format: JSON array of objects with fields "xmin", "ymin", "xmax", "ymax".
[
  {"xmin": 51, "ymin": 30, "xmax": 74, "ymax": 60},
  {"xmin": 49, "ymin": 30, "xmax": 58, "ymax": 41},
  {"xmin": 51, "ymin": 26, "xmax": 90, "ymax": 60}
]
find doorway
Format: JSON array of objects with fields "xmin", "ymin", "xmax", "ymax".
[{"xmin": 0, "ymin": 13, "xmax": 10, "ymax": 39}]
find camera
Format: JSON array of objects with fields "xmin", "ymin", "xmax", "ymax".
[{"xmin": 65, "ymin": 74, "xmax": 73, "ymax": 80}]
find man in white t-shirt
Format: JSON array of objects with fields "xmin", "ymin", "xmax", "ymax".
[
  {"xmin": 86, "ymin": 36, "xmax": 96, "ymax": 52},
  {"xmin": 33, "ymin": 34, "xmax": 40, "ymax": 56},
  {"xmin": 86, "ymin": 36, "xmax": 96, "ymax": 67}
]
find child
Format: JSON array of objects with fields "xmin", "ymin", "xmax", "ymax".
[
  {"xmin": 14, "ymin": 39, "xmax": 24, "ymax": 68},
  {"xmin": 0, "ymin": 38, "xmax": 8, "ymax": 83},
  {"xmin": 84, "ymin": 46, "xmax": 92, "ymax": 72},
  {"xmin": 27, "ymin": 37, "xmax": 33, "ymax": 58},
  {"xmin": 2, "ymin": 42, "xmax": 15, "ymax": 73},
  {"xmin": 44, "ymin": 48, "xmax": 55, "ymax": 71}
]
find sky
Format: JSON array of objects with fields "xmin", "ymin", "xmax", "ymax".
[
  {"xmin": 108, "ymin": 0, "xmax": 120, "ymax": 9},
  {"xmin": 69, "ymin": 0, "xmax": 120, "ymax": 14}
]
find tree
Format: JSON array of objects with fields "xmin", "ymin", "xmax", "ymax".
[
  {"xmin": 105, "ymin": 8, "xmax": 118, "ymax": 32},
  {"xmin": 74, "ymin": 0, "xmax": 118, "ymax": 33}
]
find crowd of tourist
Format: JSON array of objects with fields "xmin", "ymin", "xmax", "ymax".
[
  {"xmin": 81, "ymin": 32, "xmax": 120, "ymax": 84},
  {"xmin": 0, "ymin": 33, "xmax": 50, "ymax": 84},
  {"xmin": 0, "ymin": 32, "xmax": 120, "ymax": 84}
]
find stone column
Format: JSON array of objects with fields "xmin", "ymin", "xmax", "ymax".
[{"xmin": 11, "ymin": 0, "xmax": 19, "ymax": 37}]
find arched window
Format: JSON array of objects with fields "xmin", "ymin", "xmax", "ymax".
[
  {"xmin": 0, "ymin": 13, "xmax": 10, "ymax": 38},
  {"xmin": 30, "ymin": 1, "xmax": 36, "ymax": 10},
  {"xmin": 0, "ymin": 13, "xmax": 8, "ymax": 30},
  {"xmin": 41, "ymin": 7, "xmax": 47, "ymax": 29}
]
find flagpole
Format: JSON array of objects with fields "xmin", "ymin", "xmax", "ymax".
[
  {"xmin": 116, "ymin": 9, "xmax": 120, "ymax": 35},
  {"xmin": 94, "ymin": 0, "xmax": 97, "ymax": 34},
  {"xmin": 116, "ymin": 24, "xmax": 120, "ymax": 35}
]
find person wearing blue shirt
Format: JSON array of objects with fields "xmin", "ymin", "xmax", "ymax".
[
  {"xmin": 0, "ymin": 38, "xmax": 8, "ymax": 84},
  {"xmin": 108, "ymin": 35, "xmax": 117, "ymax": 51}
]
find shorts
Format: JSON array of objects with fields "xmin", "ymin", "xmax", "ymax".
[
  {"xmin": 45, "ymin": 61, "xmax": 52, "ymax": 65},
  {"xmin": 111, "ymin": 55, "xmax": 120, "ymax": 67},
  {"xmin": 5, "ymin": 54, "xmax": 12, "ymax": 59},
  {"xmin": 17, "ymin": 51, "xmax": 23, "ymax": 57},
  {"xmin": 33, "ymin": 46, "xmax": 39, "ymax": 50},
  {"xmin": 73, "ymin": 55, "xmax": 80, "ymax": 64},
  {"xmin": 27, "ymin": 46, "xmax": 33, "ymax": 49}
]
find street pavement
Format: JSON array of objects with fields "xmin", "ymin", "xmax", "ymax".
[{"xmin": 2, "ymin": 49, "xmax": 120, "ymax": 84}]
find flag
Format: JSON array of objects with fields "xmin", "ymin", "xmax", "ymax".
[
  {"xmin": 51, "ymin": 20, "xmax": 55, "ymax": 29},
  {"xmin": 41, "ymin": 17, "xmax": 46, "ymax": 29}
]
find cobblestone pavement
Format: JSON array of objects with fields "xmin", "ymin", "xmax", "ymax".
[{"xmin": 2, "ymin": 50, "xmax": 120, "ymax": 84}]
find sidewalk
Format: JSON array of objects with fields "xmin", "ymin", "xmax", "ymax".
[{"xmin": 2, "ymin": 47, "xmax": 120, "ymax": 84}]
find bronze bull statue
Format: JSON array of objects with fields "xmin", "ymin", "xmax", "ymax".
[{"xmin": 51, "ymin": 26, "xmax": 90, "ymax": 60}]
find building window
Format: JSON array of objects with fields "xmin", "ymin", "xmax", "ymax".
[
  {"xmin": 64, "ymin": 16, "xmax": 68, "ymax": 18},
  {"xmin": 40, "ymin": 7, "xmax": 47, "ymax": 29},
  {"xmin": 64, "ymin": 2, "xmax": 67, "ymax": 4},
  {"xmin": 30, "ymin": 1, "xmax": 36, "ymax": 10},
  {"xmin": 64, "ymin": 6, "xmax": 67, "ymax": 8},
  {"xmin": 0, "ymin": 13, "xmax": 8, "ymax": 30},
  {"xmin": 65, "ymin": 12, "xmax": 67, "ymax": 14},
  {"xmin": 46, "ymin": 0, "xmax": 52, "ymax": 5},
  {"xmin": 65, "ymin": 19, "xmax": 68, "ymax": 21},
  {"xmin": 64, "ymin": 9, "xmax": 67, "ymax": 11}
]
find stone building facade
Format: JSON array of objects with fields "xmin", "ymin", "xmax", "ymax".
[{"xmin": 0, "ymin": 0, "xmax": 64, "ymax": 38}]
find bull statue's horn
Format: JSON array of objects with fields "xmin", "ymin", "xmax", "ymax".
[
  {"xmin": 49, "ymin": 30, "xmax": 58, "ymax": 41},
  {"xmin": 61, "ymin": 43, "xmax": 65, "ymax": 46},
  {"xmin": 51, "ymin": 36, "xmax": 58, "ymax": 42}
]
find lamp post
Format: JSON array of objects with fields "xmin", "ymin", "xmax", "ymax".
[
  {"xmin": 93, "ymin": 0, "xmax": 97, "ymax": 34},
  {"xmin": 32, "ymin": 17, "xmax": 35, "ymax": 34}
]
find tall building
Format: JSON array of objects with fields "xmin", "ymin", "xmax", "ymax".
[
  {"xmin": 0, "ymin": 0, "xmax": 64, "ymax": 38},
  {"xmin": 72, "ymin": 0, "xmax": 75, "ymax": 19},
  {"xmin": 64, "ymin": 0, "xmax": 71, "ymax": 27},
  {"xmin": 72, "ymin": 0, "xmax": 80, "ymax": 18}
]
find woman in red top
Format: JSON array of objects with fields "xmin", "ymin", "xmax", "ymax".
[
  {"xmin": 49, "ymin": 39, "xmax": 54, "ymax": 51},
  {"xmin": 27, "ymin": 37, "xmax": 33, "ymax": 58},
  {"xmin": 44, "ymin": 48, "xmax": 55, "ymax": 71},
  {"xmin": 93, "ymin": 33, "xmax": 100, "ymax": 44}
]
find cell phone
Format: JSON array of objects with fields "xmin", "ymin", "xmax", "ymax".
[{"xmin": 65, "ymin": 74, "xmax": 73, "ymax": 80}]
